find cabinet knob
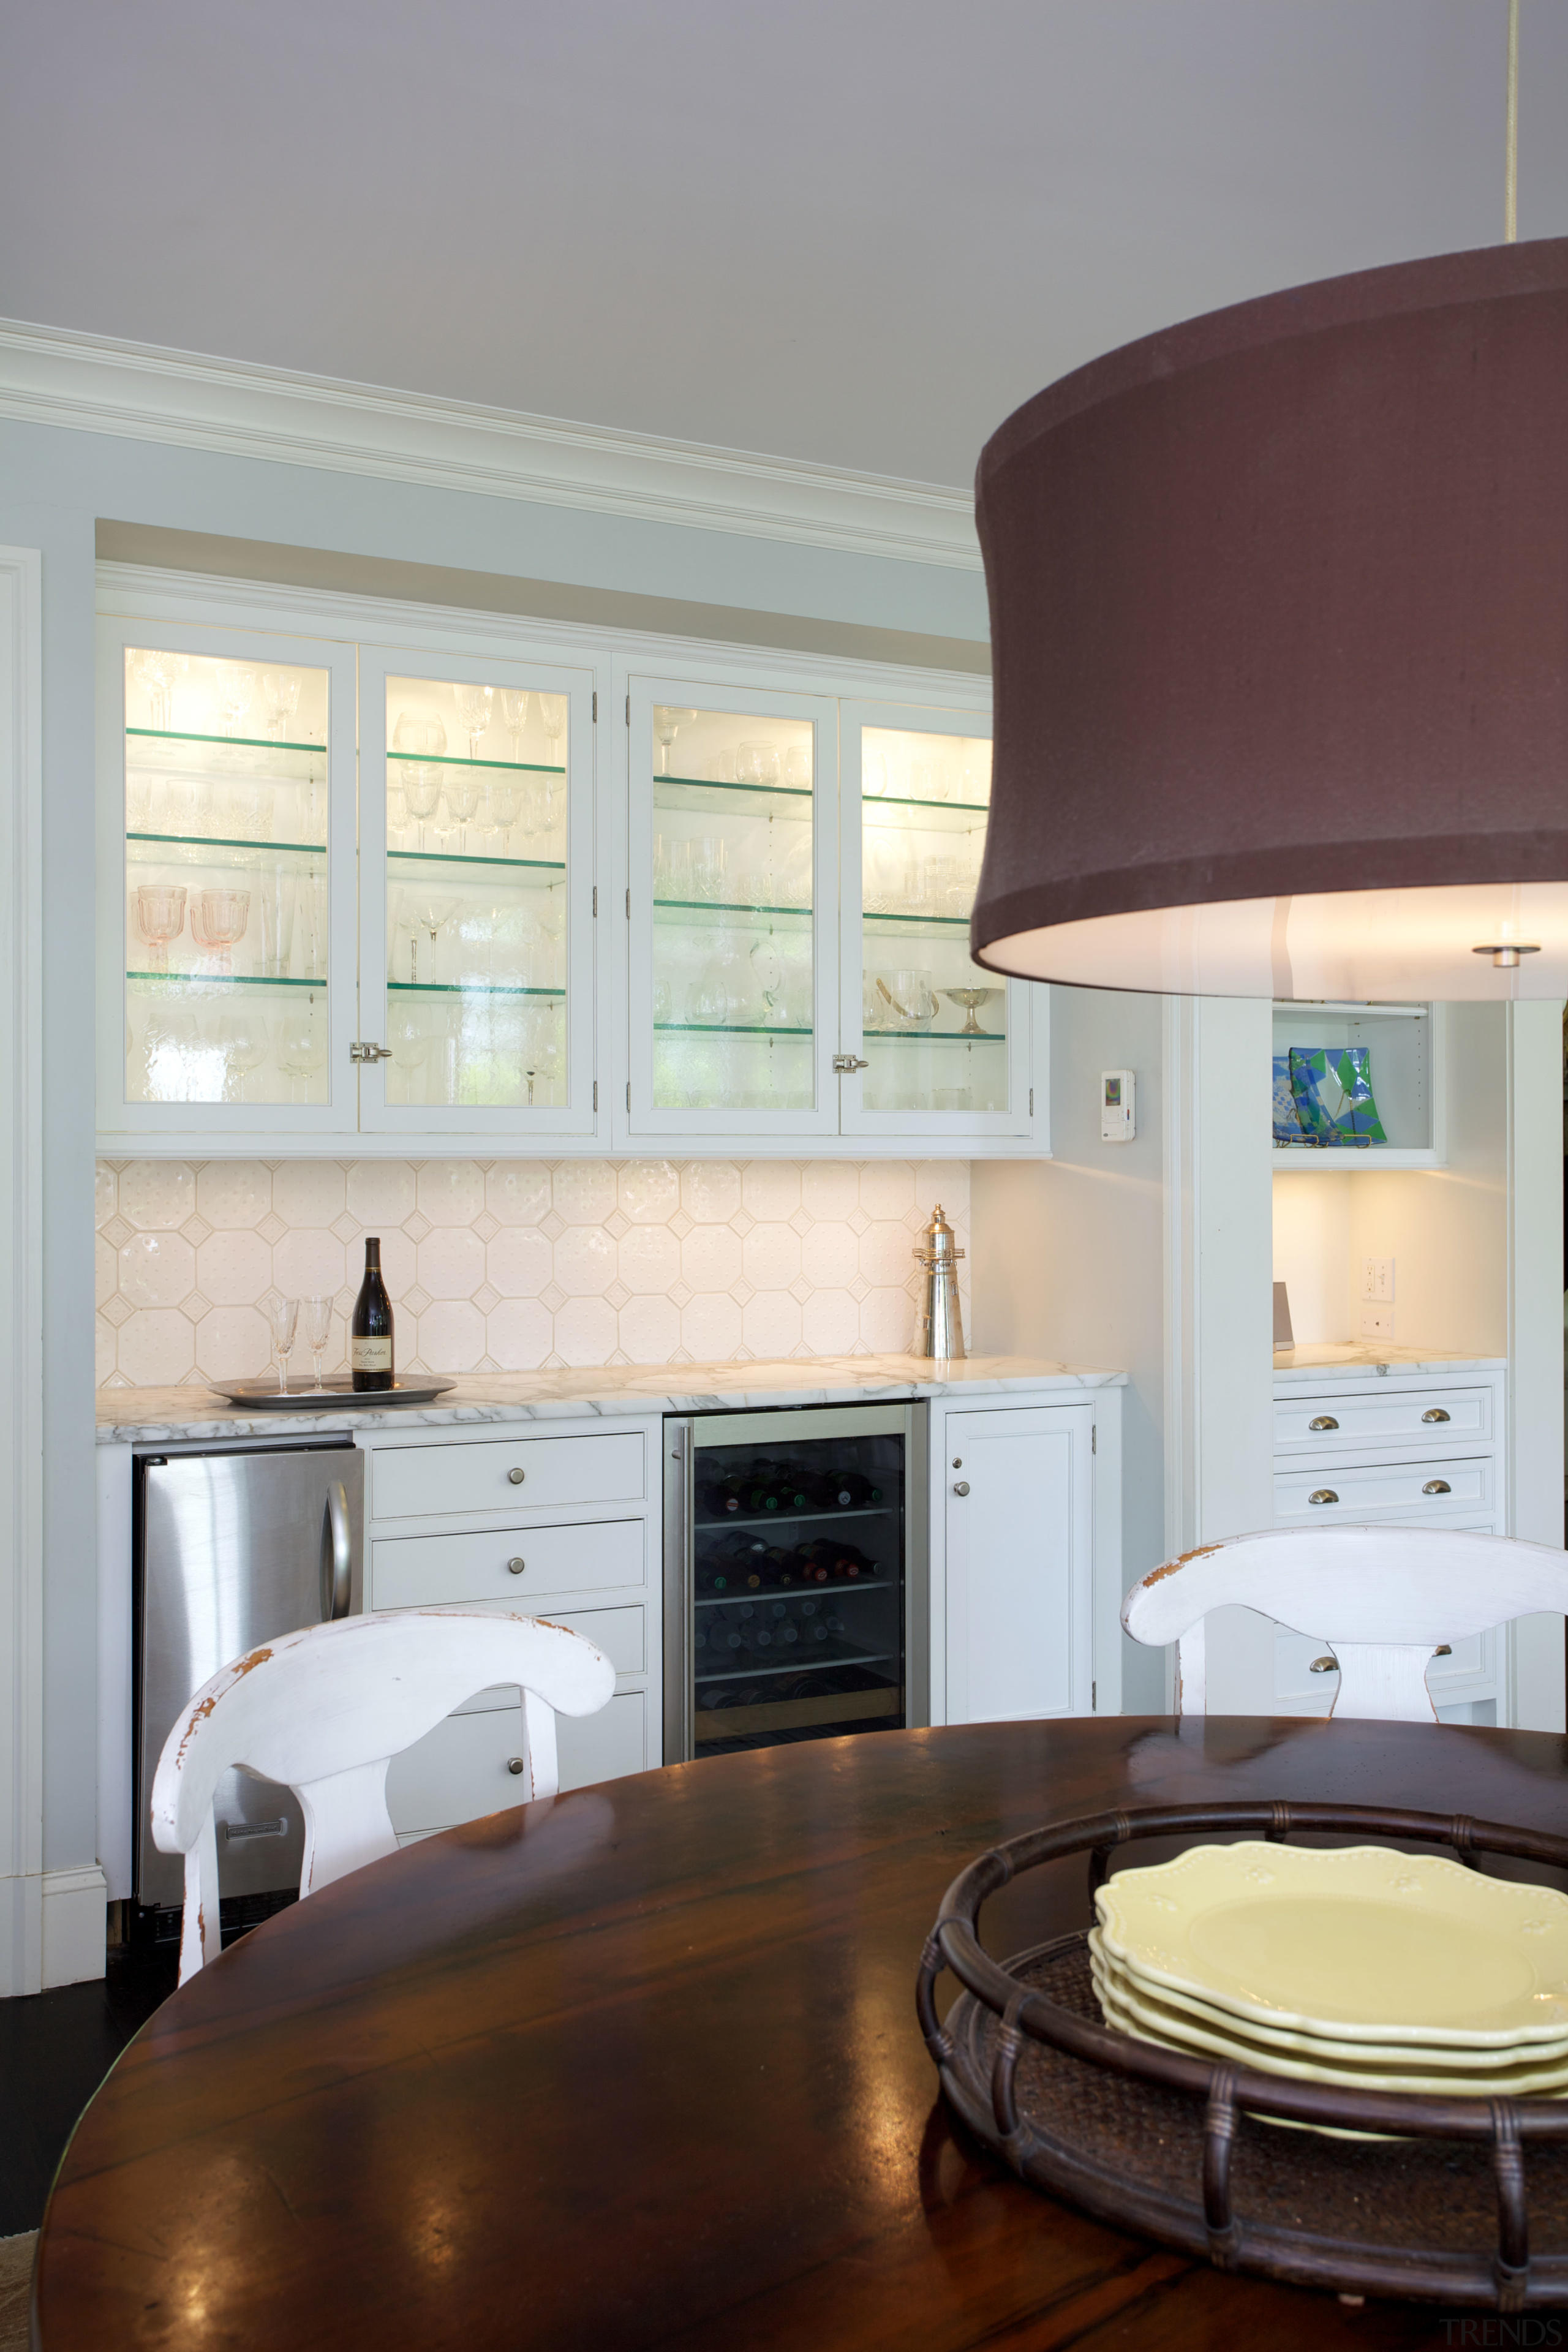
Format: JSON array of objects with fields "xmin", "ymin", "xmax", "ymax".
[
  {"xmin": 507, "ymin": 1556, "xmax": 526, "ymax": 1575},
  {"xmin": 1308, "ymin": 1415, "xmax": 1339, "ymax": 1431},
  {"xmin": 1422, "ymin": 1408, "xmax": 1452, "ymax": 1423},
  {"xmin": 1308, "ymin": 1488, "xmax": 1339, "ymax": 1506},
  {"xmin": 952, "ymin": 1480, "xmax": 970, "ymax": 1497},
  {"xmin": 506, "ymin": 1757, "xmax": 526, "ymax": 1776},
  {"xmin": 1423, "ymin": 1479, "xmax": 1452, "ymax": 1496},
  {"xmin": 507, "ymin": 1466, "xmax": 526, "ymax": 1485}
]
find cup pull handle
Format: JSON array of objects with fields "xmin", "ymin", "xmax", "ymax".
[
  {"xmin": 1309, "ymin": 1656, "xmax": 1338, "ymax": 1674},
  {"xmin": 1308, "ymin": 1415, "xmax": 1339, "ymax": 1431},
  {"xmin": 1422, "ymin": 1408, "xmax": 1452, "ymax": 1423},
  {"xmin": 1308, "ymin": 1488, "xmax": 1339, "ymax": 1506},
  {"xmin": 1423, "ymin": 1479, "xmax": 1452, "ymax": 1495}
]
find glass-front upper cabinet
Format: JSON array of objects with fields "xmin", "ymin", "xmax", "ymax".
[
  {"xmin": 96, "ymin": 619, "xmax": 359, "ymax": 1141},
  {"xmin": 839, "ymin": 703, "xmax": 1036, "ymax": 1139},
  {"xmin": 356, "ymin": 649, "xmax": 600, "ymax": 1138},
  {"xmin": 626, "ymin": 679, "xmax": 839, "ymax": 1139}
]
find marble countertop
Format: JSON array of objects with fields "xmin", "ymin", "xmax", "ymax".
[
  {"xmin": 95, "ymin": 1352, "xmax": 1127, "ymax": 1445},
  {"xmin": 1273, "ymin": 1343, "xmax": 1504, "ymax": 1383}
]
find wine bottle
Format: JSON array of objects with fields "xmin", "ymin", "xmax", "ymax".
[{"xmin": 350, "ymin": 1237, "xmax": 394, "ymax": 1392}]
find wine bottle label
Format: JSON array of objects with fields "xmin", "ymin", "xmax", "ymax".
[{"xmin": 351, "ymin": 1336, "xmax": 393, "ymax": 1371}]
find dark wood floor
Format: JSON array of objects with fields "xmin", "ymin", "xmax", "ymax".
[{"xmin": 0, "ymin": 1940, "xmax": 178, "ymax": 2234}]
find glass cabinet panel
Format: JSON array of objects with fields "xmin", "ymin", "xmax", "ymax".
[
  {"xmin": 380, "ymin": 673, "xmax": 569, "ymax": 1112},
  {"xmin": 630, "ymin": 686, "xmax": 837, "ymax": 1136},
  {"xmin": 859, "ymin": 726, "xmax": 1000, "ymax": 1116},
  {"xmin": 122, "ymin": 646, "xmax": 332, "ymax": 1107}
]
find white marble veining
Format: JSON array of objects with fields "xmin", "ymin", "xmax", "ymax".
[
  {"xmin": 1273, "ymin": 1342, "xmax": 1505, "ymax": 1384},
  {"xmin": 94, "ymin": 1353, "xmax": 1126, "ymax": 1445}
]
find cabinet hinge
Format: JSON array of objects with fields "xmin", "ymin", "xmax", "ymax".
[
  {"xmin": 1029, "ymin": 1087, "xmax": 1035, "ymax": 1116},
  {"xmin": 592, "ymin": 1081, "xmax": 598, "ymax": 1111},
  {"xmin": 626, "ymin": 1080, "xmax": 631, "ymax": 1111},
  {"xmin": 592, "ymin": 886, "xmax": 598, "ymax": 916},
  {"xmin": 625, "ymin": 693, "xmax": 631, "ymax": 726},
  {"xmin": 1091, "ymin": 1680, "xmax": 1098, "ymax": 1711},
  {"xmin": 1091, "ymin": 1425, "xmax": 1096, "ymax": 1453},
  {"xmin": 625, "ymin": 888, "xmax": 630, "ymax": 919},
  {"xmin": 592, "ymin": 691, "xmax": 597, "ymax": 722}
]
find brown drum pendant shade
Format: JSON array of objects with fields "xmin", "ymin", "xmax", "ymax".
[{"xmin": 970, "ymin": 239, "xmax": 1568, "ymax": 999}]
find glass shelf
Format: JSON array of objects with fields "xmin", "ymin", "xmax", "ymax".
[
  {"xmin": 386, "ymin": 750, "xmax": 564, "ymax": 775},
  {"xmin": 388, "ymin": 848, "xmax": 565, "ymax": 875},
  {"xmin": 863, "ymin": 798, "xmax": 990, "ymax": 837},
  {"xmin": 652, "ymin": 775, "xmax": 813, "ymax": 816},
  {"xmin": 128, "ymin": 831, "xmax": 325, "ymax": 860},
  {"xmin": 127, "ymin": 726, "xmax": 322, "ymax": 755},
  {"xmin": 126, "ymin": 733, "xmax": 326, "ymax": 783},
  {"xmin": 126, "ymin": 970, "xmax": 326, "ymax": 991},
  {"xmin": 864, "ymin": 909, "xmax": 969, "ymax": 930},
  {"xmin": 656, "ymin": 1022, "xmax": 812, "ymax": 1037},
  {"xmin": 653, "ymin": 897, "xmax": 812, "ymax": 930},
  {"xmin": 388, "ymin": 981, "xmax": 565, "ymax": 999},
  {"xmin": 864, "ymin": 1028, "xmax": 1006, "ymax": 1044},
  {"xmin": 695, "ymin": 1644, "xmax": 895, "ymax": 1687}
]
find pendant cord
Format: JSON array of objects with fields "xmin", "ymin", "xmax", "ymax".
[{"xmin": 1505, "ymin": 0, "xmax": 1520, "ymax": 242}]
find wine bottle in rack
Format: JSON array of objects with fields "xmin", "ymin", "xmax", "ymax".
[{"xmin": 350, "ymin": 1237, "xmax": 395, "ymax": 1392}]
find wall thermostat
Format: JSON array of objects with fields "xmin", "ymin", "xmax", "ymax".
[{"xmin": 1101, "ymin": 1069, "xmax": 1136, "ymax": 1142}]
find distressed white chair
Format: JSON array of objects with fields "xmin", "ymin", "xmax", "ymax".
[
  {"xmin": 151, "ymin": 1607, "xmax": 615, "ymax": 1983},
  {"xmin": 1122, "ymin": 1525, "xmax": 1568, "ymax": 1721}
]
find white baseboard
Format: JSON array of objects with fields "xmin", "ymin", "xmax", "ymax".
[{"xmin": 40, "ymin": 1865, "xmax": 107, "ymax": 1989}]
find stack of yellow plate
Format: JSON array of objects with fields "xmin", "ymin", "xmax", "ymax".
[{"xmin": 1091, "ymin": 1841, "xmax": 1568, "ymax": 2103}]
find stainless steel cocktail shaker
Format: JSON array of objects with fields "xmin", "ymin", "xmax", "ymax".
[{"xmin": 911, "ymin": 1203, "xmax": 965, "ymax": 1360}]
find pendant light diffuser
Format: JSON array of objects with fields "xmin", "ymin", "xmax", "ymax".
[{"xmin": 971, "ymin": 241, "xmax": 1568, "ymax": 999}]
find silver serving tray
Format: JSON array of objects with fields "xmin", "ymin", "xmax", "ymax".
[{"xmin": 206, "ymin": 1376, "xmax": 455, "ymax": 1411}]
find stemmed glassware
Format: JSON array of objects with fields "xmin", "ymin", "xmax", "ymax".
[
  {"xmin": 443, "ymin": 769, "xmax": 481, "ymax": 854},
  {"xmin": 500, "ymin": 688, "xmax": 530, "ymax": 758},
  {"xmin": 393, "ymin": 712, "xmax": 448, "ymax": 760},
  {"xmin": 273, "ymin": 1008, "xmax": 326, "ymax": 1104},
  {"xmin": 134, "ymin": 883, "xmax": 187, "ymax": 973},
  {"xmin": 401, "ymin": 764, "xmax": 442, "ymax": 851},
  {"xmin": 266, "ymin": 1295, "xmax": 300, "ymax": 1395},
  {"xmin": 541, "ymin": 693, "xmax": 568, "ymax": 771},
  {"xmin": 216, "ymin": 666, "xmax": 256, "ymax": 738},
  {"xmin": 262, "ymin": 671, "xmax": 303, "ymax": 741},
  {"xmin": 488, "ymin": 776, "xmax": 523, "ymax": 854},
  {"xmin": 408, "ymin": 893, "xmax": 456, "ymax": 984},
  {"xmin": 212, "ymin": 1005, "xmax": 270, "ymax": 1101},
  {"xmin": 654, "ymin": 706, "xmax": 694, "ymax": 775},
  {"xmin": 454, "ymin": 683, "xmax": 494, "ymax": 758},
  {"xmin": 750, "ymin": 937, "xmax": 785, "ymax": 1022},
  {"xmin": 388, "ymin": 1008, "xmax": 431, "ymax": 1101},
  {"xmin": 190, "ymin": 888, "xmax": 251, "ymax": 976},
  {"xmin": 303, "ymin": 1296, "xmax": 333, "ymax": 1391},
  {"xmin": 130, "ymin": 649, "xmax": 183, "ymax": 731}
]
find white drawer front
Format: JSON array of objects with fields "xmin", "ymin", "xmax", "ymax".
[
  {"xmin": 372, "ymin": 1517, "xmax": 645, "ymax": 1608},
  {"xmin": 1275, "ymin": 1622, "xmax": 1496, "ymax": 1712},
  {"xmin": 1275, "ymin": 1387, "xmax": 1491, "ymax": 1456},
  {"xmin": 559, "ymin": 1689, "xmax": 646, "ymax": 1789},
  {"xmin": 1275, "ymin": 1455, "xmax": 1491, "ymax": 1523},
  {"xmin": 547, "ymin": 1604, "xmax": 644, "ymax": 1676},
  {"xmin": 373, "ymin": 1431, "xmax": 646, "ymax": 1521},
  {"xmin": 387, "ymin": 1686, "xmax": 648, "ymax": 1836}
]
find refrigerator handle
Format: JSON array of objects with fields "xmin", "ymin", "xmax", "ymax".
[{"xmin": 320, "ymin": 1482, "xmax": 353, "ymax": 1621}]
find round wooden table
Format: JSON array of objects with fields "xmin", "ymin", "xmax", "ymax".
[{"xmin": 34, "ymin": 1716, "xmax": 1568, "ymax": 2348}]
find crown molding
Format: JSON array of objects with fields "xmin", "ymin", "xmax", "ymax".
[{"xmin": 0, "ymin": 318, "xmax": 982, "ymax": 573}]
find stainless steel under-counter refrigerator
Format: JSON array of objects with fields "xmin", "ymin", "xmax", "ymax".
[
  {"xmin": 663, "ymin": 1404, "xmax": 927, "ymax": 1762},
  {"xmin": 134, "ymin": 1439, "xmax": 364, "ymax": 1932}
]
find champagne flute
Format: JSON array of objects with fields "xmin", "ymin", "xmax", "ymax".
[
  {"xmin": 265, "ymin": 1295, "xmax": 300, "ymax": 1395},
  {"xmin": 500, "ymin": 688, "xmax": 530, "ymax": 758},
  {"xmin": 454, "ymin": 683, "xmax": 494, "ymax": 759},
  {"xmin": 303, "ymin": 1295, "xmax": 333, "ymax": 1391}
]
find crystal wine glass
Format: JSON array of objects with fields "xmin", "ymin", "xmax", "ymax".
[
  {"xmin": 190, "ymin": 888, "xmax": 251, "ymax": 977},
  {"xmin": 500, "ymin": 688, "xmax": 530, "ymax": 757},
  {"xmin": 272, "ymin": 1008, "xmax": 326, "ymax": 1106},
  {"xmin": 212, "ymin": 1005, "xmax": 270, "ymax": 1101},
  {"xmin": 261, "ymin": 670, "xmax": 303, "ymax": 741},
  {"xmin": 303, "ymin": 1295, "xmax": 333, "ymax": 1391},
  {"xmin": 216, "ymin": 665, "xmax": 256, "ymax": 739},
  {"xmin": 134, "ymin": 883, "xmax": 187, "ymax": 973},
  {"xmin": 393, "ymin": 712, "xmax": 448, "ymax": 759},
  {"xmin": 540, "ymin": 693, "xmax": 568, "ymax": 772},
  {"xmin": 942, "ymin": 986, "xmax": 999, "ymax": 1036},
  {"xmin": 454, "ymin": 682, "xmax": 494, "ymax": 758},
  {"xmin": 750, "ymin": 936, "xmax": 784, "ymax": 1021},
  {"xmin": 130, "ymin": 649, "xmax": 183, "ymax": 731},
  {"xmin": 401, "ymin": 763, "xmax": 442, "ymax": 852},
  {"xmin": 488, "ymin": 776, "xmax": 523, "ymax": 855},
  {"xmin": 443, "ymin": 769, "xmax": 481, "ymax": 855},
  {"xmin": 654, "ymin": 705, "xmax": 695, "ymax": 776},
  {"xmin": 408, "ymin": 894, "xmax": 456, "ymax": 984},
  {"xmin": 388, "ymin": 1008, "xmax": 431, "ymax": 1102},
  {"xmin": 266, "ymin": 1295, "xmax": 300, "ymax": 1395}
]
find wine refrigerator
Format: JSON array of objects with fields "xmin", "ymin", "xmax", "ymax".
[{"xmin": 662, "ymin": 1403, "xmax": 928, "ymax": 1762}]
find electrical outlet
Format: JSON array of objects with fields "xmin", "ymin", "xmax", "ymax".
[
  {"xmin": 1361, "ymin": 1304, "xmax": 1394, "ymax": 1339},
  {"xmin": 1360, "ymin": 1257, "xmax": 1395, "ymax": 1302}
]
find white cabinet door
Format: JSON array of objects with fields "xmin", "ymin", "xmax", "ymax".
[
  {"xmin": 943, "ymin": 1403, "xmax": 1095, "ymax": 1722},
  {"xmin": 838, "ymin": 701, "xmax": 1042, "ymax": 1145},
  {"xmin": 357, "ymin": 644, "xmax": 603, "ymax": 1141}
]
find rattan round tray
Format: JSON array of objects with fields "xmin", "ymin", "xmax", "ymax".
[{"xmin": 918, "ymin": 1800, "xmax": 1568, "ymax": 2310}]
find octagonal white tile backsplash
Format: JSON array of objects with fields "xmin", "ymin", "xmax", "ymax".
[{"xmin": 94, "ymin": 1159, "xmax": 971, "ymax": 1387}]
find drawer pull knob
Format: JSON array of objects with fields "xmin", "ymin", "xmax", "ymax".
[
  {"xmin": 1422, "ymin": 1408, "xmax": 1452, "ymax": 1423},
  {"xmin": 1308, "ymin": 1489, "xmax": 1340, "ymax": 1506},
  {"xmin": 952, "ymin": 1480, "xmax": 970, "ymax": 1497},
  {"xmin": 507, "ymin": 1757, "xmax": 526, "ymax": 1776},
  {"xmin": 1310, "ymin": 1656, "xmax": 1339, "ymax": 1674},
  {"xmin": 1308, "ymin": 1415, "xmax": 1339, "ymax": 1431},
  {"xmin": 507, "ymin": 1556, "xmax": 526, "ymax": 1575},
  {"xmin": 507, "ymin": 1466, "xmax": 527, "ymax": 1485},
  {"xmin": 1423, "ymin": 1479, "xmax": 1452, "ymax": 1496}
]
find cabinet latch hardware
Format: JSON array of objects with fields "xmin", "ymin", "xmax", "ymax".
[
  {"xmin": 832, "ymin": 1054, "xmax": 870, "ymax": 1074},
  {"xmin": 1422, "ymin": 1408, "xmax": 1452, "ymax": 1423},
  {"xmin": 1308, "ymin": 1415, "xmax": 1339, "ymax": 1431},
  {"xmin": 952, "ymin": 1480, "xmax": 970, "ymax": 1496},
  {"xmin": 349, "ymin": 1041, "xmax": 393, "ymax": 1063},
  {"xmin": 1308, "ymin": 1488, "xmax": 1339, "ymax": 1506},
  {"xmin": 1310, "ymin": 1655, "xmax": 1339, "ymax": 1674},
  {"xmin": 1423, "ymin": 1479, "xmax": 1452, "ymax": 1495},
  {"xmin": 507, "ymin": 1757, "xmax": 526, "ymax": 1775}
]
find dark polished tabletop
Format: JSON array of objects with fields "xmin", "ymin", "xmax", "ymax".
[{"xmin": 34, "ymin": 1714, "xmax": 1568, "ymax": 2350}]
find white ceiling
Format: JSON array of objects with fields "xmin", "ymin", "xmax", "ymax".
[{"xmin": 4, "ymin": 0, "xmax": 1566, "ymax": 490}]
